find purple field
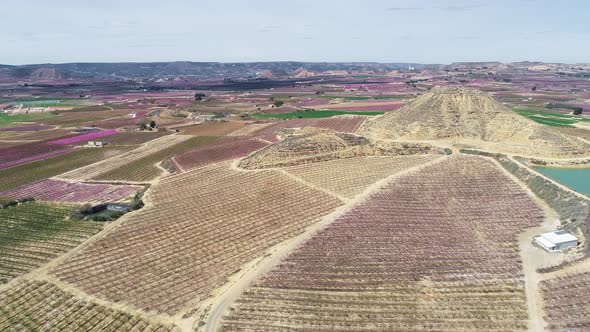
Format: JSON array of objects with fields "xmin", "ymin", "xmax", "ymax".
[
  {"xmin": 48, "ymin": 129, "xmax": 119, "ymax": 145},
  {"xmin": 0, "ymin": 178, "xmax": 143, "ymax": 204}
]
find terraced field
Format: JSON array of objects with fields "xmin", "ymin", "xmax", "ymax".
[
  {"xmin": 222, "ymin": 156, "xmax": 544, "ymax": 331},
  {"xmin": 52, "ymin": 162, "xmax": 342, "ymax": 315},
  {"xmin": 285, "ymin": 155, "xmax": 441, "ymax": 199},
  {"xmin": 541, "ymin": 271, "xmax": 590, "ymax": 331},
  {"xmin": 58, "ymin": 135, "xmax": 207, "ymax": 182},
  {"xmin": 0, "ymin": 280, "xmax": 177, "ymax": 331},
  {"xmin": 0, "ymin": 202, "xmax": 103, "ymax": 284}
]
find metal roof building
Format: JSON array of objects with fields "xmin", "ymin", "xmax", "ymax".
[{"xmin": 534, "ymin": 231, "xmax": 578, "ymax": 252}]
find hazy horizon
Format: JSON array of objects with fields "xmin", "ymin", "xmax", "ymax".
[{"xmin": 2, "ymin": 0, "xmax": 589, "ymax": 65}]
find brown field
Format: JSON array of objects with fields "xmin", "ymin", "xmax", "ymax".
[
  {"xmin": 175, "ymin": 121, "xmax": 246, "ymax": 136},
  {"xmin": 557, "ymin": 126, "xmax": 590, "ymax": 141},
  {"xmin": 227, "ymin": 122, "xmax": 276, "ymax": 136},
  {"xmin": 51, "ymin": 162, "xmax": 342, "ymax": 315},
  {"xmin": 0, "ymin": 279, "xmax": 177, "ymax": 331},
  {"xmin": 222, "ymin": 156, "xmax": 544, "ymax": 331},
  {"xmin": 285, "ymin": 155, "xmax": 441, "ymax": 199}
]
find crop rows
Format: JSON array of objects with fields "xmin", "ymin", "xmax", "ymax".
[
  {"xmin": 0, "ymin": 279, "xmax": 177, "ymax": 331},
  {"xmin": 92, "ymin": 136, "xmax": 216, "ymax": 182},
  {"xmin": 0, "ymin": 179, "xmax": 142, "ymax": 204},
  {"xmin": 541, "ymin": 271, "xmax": 590, "ymax": 331},
  {"xmin": 58, "ymin": 135, "xmax": 197, "ymax": 181},
  {"xmin": 172, "ymin": 138, "xmax": 268, "ymax": 171},
  {"xmin": 0, "ymin": 146, "xmax": 133, "ymax": 192},
  {"xmin": 52, "ymin": 162, "xmax": 342, "ymax": 314},
  {"xmin": 0, "ymin": 202, "xmax": 103, "ymax": 283},
  {"xmin": 285, "ymin": 155, "xmax": 441, "ymax": 199},
  {"xmin": 0, "ymin": 137, "xmax": 76, "ymax": 170},
  {"xmin": 222, "ymin": 156, "xmax": 544, "ymax": 330}
]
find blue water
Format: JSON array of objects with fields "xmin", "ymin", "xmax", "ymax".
[{"xmin": 533, "ymin": 167, "xmax": 590, "ymax": 196}]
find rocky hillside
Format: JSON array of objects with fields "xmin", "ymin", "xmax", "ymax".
[{"xmin": 359, "ymin": 86, "xmax": 590, "ymax": 157}]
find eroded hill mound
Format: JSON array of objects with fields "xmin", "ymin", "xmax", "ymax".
[
  {"xmin": 239, "ymin": 127, "xmax": 443, "ymax": 169},
  {"xmin": 359, "ymin": 86, "xmax": 590, "ymax": 157}
]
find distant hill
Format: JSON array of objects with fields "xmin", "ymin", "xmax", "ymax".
[
  {"xmin": 360, "ymin": 86, "xmax": 590, "ymax": 157},
  {"xmin": 0, "ymin": 62, "xmax": 436, "ymax": 80}
]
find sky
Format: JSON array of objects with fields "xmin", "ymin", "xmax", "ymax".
[{"xmin": 1, "ymin": 0, "xmax": 589, "ymax": 65}]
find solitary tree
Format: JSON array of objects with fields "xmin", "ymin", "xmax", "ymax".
[
  {"xmin": 194, "ymin": 93, "xmax": 206, "ymax": 101},
  {"xmin": 273, "ymin": 100, "xmax": 284, "ymax": 107},
  {"xmin": 149, "ymin": 120, "xmax": 156, "ymax": 128},
  {"xmin": 139, "ymin": 123, "xmax": 147, "ymax": 130},
  {"xmin": 573, "ymin": 108, "xmax": 583, "ymax": 116}
]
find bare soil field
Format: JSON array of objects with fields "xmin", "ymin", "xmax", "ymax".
[
  {"xmin": 558, "ymin": 126, "xmax": 590, "ymax": 141},
  {"xmin": 222, "ymin": 156, "xmax": 545, "ymax": 331},
  {"xmin": 51, "ymin": 162, "xmax": 342, "ymax": 315}
]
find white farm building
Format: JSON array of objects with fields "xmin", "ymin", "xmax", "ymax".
[{"xmin": 534, "ymin": 231, "xmax": 578, "ymax": 252}]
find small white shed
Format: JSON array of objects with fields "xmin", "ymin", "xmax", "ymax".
[
  {"xmin": 534, "ymin": 231, "xmax": 578, "ymax": 252},
  {"xmin": 87, "ymin": 141, "xmax": 107, "ymax": 147}
]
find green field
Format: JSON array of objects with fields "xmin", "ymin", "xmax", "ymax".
[
  {"xmin": 252, "ymin": 110, "xmax": 384, "ymax": 119},
  {"xmin": 0, "ymin": 202, "xmax": 103, "ymax": 283},
  {"xmin": 0, "ymin": 147, "xmax": 134, "ymax": 192},
  {"xmin": 0, "ymin": 113, "xmax": 56, "ymax": 127},
  {"xmin": 512, "ymin": 108, "xmax": 590, "ymax": 127}
]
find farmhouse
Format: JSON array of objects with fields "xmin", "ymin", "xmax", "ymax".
[
  {"xmin": 87, "ymin": 141, "xmax": 107, "ymax": 147},
  {"xmin": 534, "ymin": 231, "xmax": 578, "ymax": 252}
]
